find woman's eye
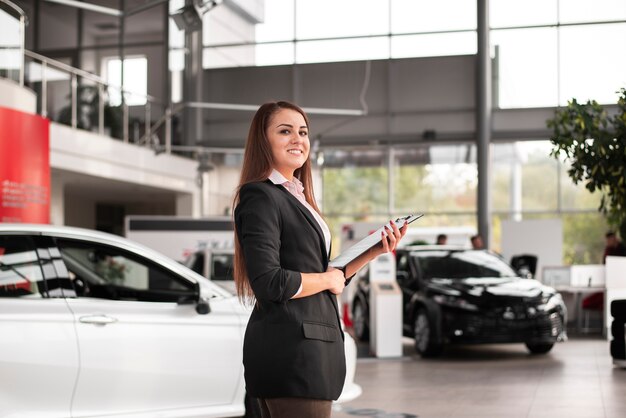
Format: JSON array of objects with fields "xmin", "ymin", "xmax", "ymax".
[
  {"xmin": 300, "ymin": 131, "xmax": 308, "ymax": 136},
  {"xmin": 280, "ymin": 129, "xmax": 290, "ymax": 134}
]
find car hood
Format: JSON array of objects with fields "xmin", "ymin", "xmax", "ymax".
[{"xmin": 428, "ymin": 277, "xmax": 555, "ymax": 300}]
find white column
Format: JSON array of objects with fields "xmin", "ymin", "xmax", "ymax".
[
  {"xmin": 50, "ymin": 174, "xmax": 65, "ymax": 226},
  {"xmin": 176, "ymin": 192, "xmax": 194, "ymax": 217}
]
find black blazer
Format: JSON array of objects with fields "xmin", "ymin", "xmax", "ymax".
[{"xmin": 234, "ymin": 180, "xmax": 346, "ymax": 400}]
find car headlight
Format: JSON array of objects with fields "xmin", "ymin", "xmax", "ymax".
[
  {"xmin": 538, "ymin": 293, "xmax": 563, "ymax": 311},
  {"xmin": 433, "ymin": 294, "xmax": 479, "ymax": 311}
]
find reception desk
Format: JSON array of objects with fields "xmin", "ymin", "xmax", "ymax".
[
  {"xmin": 543, "ymin": 257, "xmax": 626, "ymax": 338},
  {"xmin": 543, "ymin": 264, "xmax": 605, "ymax": 334}
]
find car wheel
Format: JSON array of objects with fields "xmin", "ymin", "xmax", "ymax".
[
  {"xmin": 352, "ymin": 299, "xmax": 370, "ymax": 342},
  {"xmin": 525, "ymin": 342, "xmax": 554, "ymax": 354},
  {"xmin": 413, "ymin": 309, "xmax": 443, "ymax": 357},
  {"xmin": 244, "ymin": 392, "xmax": 262, "ymax": 418}
]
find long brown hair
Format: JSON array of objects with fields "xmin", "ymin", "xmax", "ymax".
[{"xmin": 233, "ymin": 101, "xmax": 320, "ymax": 306}]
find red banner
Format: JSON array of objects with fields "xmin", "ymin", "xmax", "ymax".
[{"xmin": 0, "ymin": 106, "xmax": 50, "ymax": 224}]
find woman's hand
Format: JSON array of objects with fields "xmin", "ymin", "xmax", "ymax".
[
  {"xmin": 325, "ymin": 267, "xmax": 345, "ymax": 295},
  {"xmin": 341, "ymin": 219, "xmax": 409, "ymax": 283},
  {"xmin": 372, "ymin": 220, "xmax": 408, "ymax": 258}
]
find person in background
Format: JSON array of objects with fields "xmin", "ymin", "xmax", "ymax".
[
  {"xmin": 436, "ymin": 234, "xmax": 447, "ymax": 245},
  {"xmin": 470, "ymin": 234, "xmax": 484, "ymax": 250},
  {"xmin": 603, "ymin": 231, "xmax": 626, "ymax": 263},
  {"xmin": 581, "ymin": 230, "xmax": 625, "ymax": 316}
]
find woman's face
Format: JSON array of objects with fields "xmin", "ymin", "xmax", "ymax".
[{"xmin": 266, "ymin": 108, "xmax": 310, "ymax": 179}]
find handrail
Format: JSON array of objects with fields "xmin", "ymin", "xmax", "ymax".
[
  {"xmin": 3, "ymin": 49, "xmax": 169, "ymax": 144},
  {"xmin": 0, "ymin": 1, "xmax": 169, "ymax": 151},
  {"xmin": 24, "ymin": 50, "xmax": 161, "ymax": 104}
]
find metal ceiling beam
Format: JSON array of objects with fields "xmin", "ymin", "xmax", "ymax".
[
  {"xmin": 184, "ymin": 101, "xmax": 366, "ymax": 116},
  {"xmin": 44, "ymin": 0, "xmax": 122, "ymax": 17}
]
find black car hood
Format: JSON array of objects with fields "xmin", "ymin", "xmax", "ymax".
[{"xmin": 428, "ymin": 277, "xmax": 553, "ymax": 300}]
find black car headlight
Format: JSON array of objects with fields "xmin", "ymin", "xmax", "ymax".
[
  {"xmin": 433, "ymin": 294, "xmax": 479, "ymax": 311},
  {"xmin": 538, "ymin": 293, "xmax": 563, "ymax": 312}
]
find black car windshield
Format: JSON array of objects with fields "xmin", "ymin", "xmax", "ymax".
[{"xmin": 411, "ymin": 250, "xmax": 518, "ymax": 280}]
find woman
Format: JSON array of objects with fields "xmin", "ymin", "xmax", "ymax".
[{"xmin": 233, "ymin": 101, "xmax": 406, "ymax": 418}]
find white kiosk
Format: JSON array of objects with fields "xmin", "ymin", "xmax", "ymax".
[{"xmin": 368, "ymin": 254, "xmax": 403, "ymax": 358}]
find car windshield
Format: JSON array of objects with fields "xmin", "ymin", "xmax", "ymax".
[{"xmin": 411, "ymin": 250, "xmax": 518, "ymax": 280}]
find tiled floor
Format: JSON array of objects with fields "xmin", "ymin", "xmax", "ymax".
[{"xmin": 332, "ymin": 336, "xmax": 626, "ymax": 418}]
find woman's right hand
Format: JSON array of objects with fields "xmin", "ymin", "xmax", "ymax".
[{"xmin": 325, "ymin": 267, "xmax": 345, "ymax": 295}]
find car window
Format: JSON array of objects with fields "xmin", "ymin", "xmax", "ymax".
[
  {"xmin": 56, "ymin": 239, "xmax": 196, "ymax": 303},
  {"xmin": 211, "ymin": 253, "xmax": 233, "ymax": 281},
  {"xmin": 413, "ymin": 250, "xmax": 517, "ymax": 279},
  {"xmin": 38, "ymin": 243, "xmax": 77, "ymax": 298},
  {"xmin": 0, "ymin": 236, "xmax": 46, "ymax": 298}
]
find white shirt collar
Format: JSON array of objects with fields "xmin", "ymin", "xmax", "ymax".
[{"xmin": 268, "ymin": 169, "xmax": 290, "ymax": 185}]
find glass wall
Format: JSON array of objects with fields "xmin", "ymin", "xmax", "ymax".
[
  {"xmin": 197, "ymin": 0, "xmax": 626, "ymax": 107},
  {"xmin": 0, "ymin": 6, "xmax": 23, "ymax": 83},
  {"xmin": 321, "ymin": 140, "xmax": 608, "ymax": 264}
]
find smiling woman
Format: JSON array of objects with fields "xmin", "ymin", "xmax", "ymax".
[{"xmin": 231, "ymin": 101, "xmax": 405, "ymax": 418}]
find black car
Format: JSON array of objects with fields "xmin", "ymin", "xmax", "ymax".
[{"xmin": 351, "ymin": 246, "xmax": 567, "ymax": 357}]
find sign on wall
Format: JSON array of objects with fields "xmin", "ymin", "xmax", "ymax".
[{"xmin": 0, "ymin": 106, "xmax": 50, "ymax": 223}]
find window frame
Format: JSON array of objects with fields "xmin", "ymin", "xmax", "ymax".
[{"xmin": 101, "ymin": 55, "xmax": 148, "ymax": 107}]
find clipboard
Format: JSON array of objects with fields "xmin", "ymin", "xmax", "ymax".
[{"xmin": 329, "ymin": 214, "xmax": 424, "ymax": 279}]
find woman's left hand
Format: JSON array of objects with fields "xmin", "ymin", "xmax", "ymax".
[
  {"xmin": 374, "ymin": 220, "xmax": 408, "ymax": 257},
  {"xmin": 343, "ymin": 220, "xmax": 410, "ymax": 279}
]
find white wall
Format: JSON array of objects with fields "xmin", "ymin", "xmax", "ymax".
[
  {"xmin": 206, "ymin": 165, "xmax": 240, "ymax": 216},
  {"xmin": 501, "ymin": 219, "xmax": 563, "ymax": 280},
  {"xmin": 50, "ymin": 173, "xmax": 64, "ymax": 226},
  {"xmin": 0, "ymin": 78, "xmax": 36, "ymax": 114},
  {"xmin": 49, "ymin": 123, "xmax": 201, "ymax": 226},
  {"xmin": 50, "ymin": 123, "xmax": 198, "ymax": 194}
]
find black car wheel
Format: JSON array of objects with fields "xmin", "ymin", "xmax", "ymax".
[
  {"xmin": 352, "ymin": 299, "xmax": 370, "ymax": 342},
  {"xmin": 413, "ymin": 309, "xmax": 443, "ymax": 357},
  {"xmin": 525, "ymin": 342, "xmax": 554, "ymax": 354}
]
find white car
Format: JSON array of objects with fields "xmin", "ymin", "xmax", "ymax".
[{"xmin": 0, "ymin": 224, "xmax": 361, "ymax": 418}]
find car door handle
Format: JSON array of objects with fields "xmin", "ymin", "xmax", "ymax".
[{"xmin": 79, "ymin": 315, "xmax": 118, "ymax": 326}]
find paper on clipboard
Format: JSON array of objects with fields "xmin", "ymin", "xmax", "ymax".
[{"xmin": 329, "ymin": 214, "xmax": 423, "ymax": 270}]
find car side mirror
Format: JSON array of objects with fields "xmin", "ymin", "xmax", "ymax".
[{"xmin": 196, "ymin": 297, "xmax": 211, "ymax": 315}]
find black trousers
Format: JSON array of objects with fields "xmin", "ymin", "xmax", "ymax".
[{"xmin": 258, "ymin": 397, "xmax": 332, "ymax": 418}]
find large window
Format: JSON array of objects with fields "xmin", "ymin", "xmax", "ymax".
[
  {"xmin": 104, "ymin": 57, "xmax": 148, "ymax": 106},
  {"xmin": 194, "ymin": 0, "xmax": 626, "ymax": 107},
  {"xmin": 321, "ymin": 140, "xmax": 608, "ymax": 264},
  {"xmin": 201, "ymin": 0, "xmax": 479, "ymax": 68},
  {"xmin": 491, "ymin": 1, "xmax": 626, "ymax": 107}
]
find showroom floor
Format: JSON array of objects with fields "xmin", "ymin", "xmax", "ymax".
[{"xmin": 332, "ymin": 336, "xmax": 626, "ymax": 418}]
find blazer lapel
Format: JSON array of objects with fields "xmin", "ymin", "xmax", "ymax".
[{"xmin": 272, "ymin": 183, "xmax": 328, "ymax": 266}]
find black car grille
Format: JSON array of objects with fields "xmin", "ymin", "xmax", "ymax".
[{"xmin": 443, "ymin": 309, "xmax": 562, "ymax": 344}]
